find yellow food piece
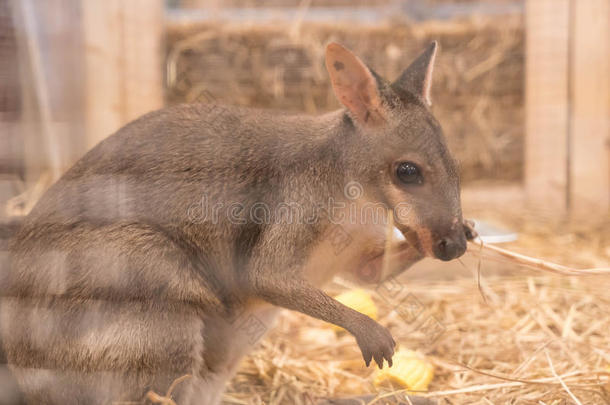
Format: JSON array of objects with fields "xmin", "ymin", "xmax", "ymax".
[
  {"xmin": 332, "ymin": 289, "xmax": 378, "ymax": 331},
  {"xmin": 373, "ymin": 349, "xmax": 434, "ymax": 392}
]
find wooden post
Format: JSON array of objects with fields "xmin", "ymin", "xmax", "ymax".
[
  {"xmin": 7, "ymin": 0, "xmax": 85, "ymax": 215},
  {"xmin": 525, "ymin": 0, "xmax": 571, "ymax": 214},
  {"xmin": 121, "ymin": 1, "xmax": 165, "ymax": 125},
  {"xmin": 4, "ymin": 0, "xmax": 163, "ymax": 216},
  {"xmin": 569, "ymin": 0, "xmax": 610, "ymax": 215},
  {"xmin": 526, "ymin": 0, "xmax": 610, "ymax": 216},
  {"xmin": 11, "ymin": 0, "xmax": 85, "ymax": 182},
  {"xmin": 82, "ymin": 0, "xmax": 163, "ymax": 150}
]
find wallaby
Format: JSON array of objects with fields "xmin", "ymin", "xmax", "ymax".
[{"xmin": 0, "ymin": 42, "xmax": 468, "ymax": 404}]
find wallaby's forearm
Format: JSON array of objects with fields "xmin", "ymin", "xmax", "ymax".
[
  {"xmin": 251, "ymin": 275, "xmax": 363, "ymax": 331},
  {"xmin": 250, "ymin": 269, "xmax": 395, "ymax": 368}
]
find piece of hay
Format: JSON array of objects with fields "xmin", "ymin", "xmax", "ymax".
[{"xmin": 468, "ymin": 240, "xmax": 610, "ymax": 276}]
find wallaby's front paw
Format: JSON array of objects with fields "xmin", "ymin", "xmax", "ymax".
[{"xmin": 354, "ymin": 317, "xmax": 396, "ymax": 369}]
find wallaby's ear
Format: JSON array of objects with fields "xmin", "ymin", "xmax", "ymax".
[
  {"xmin": 393, "ymin": 41, "xmax": 438, "ymax": 107},
  {"xmin": 325, "ymin": 42, "xmax": 385, "ymax": 126}
]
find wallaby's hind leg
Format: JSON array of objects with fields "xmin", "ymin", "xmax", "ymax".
[
  {"xmin": 2, "ymin": 298, "xmax": 205, "ymax": 405},
  {"xmin": 2, "ymin": 222, "xmax": 218, "ymax": 404}
]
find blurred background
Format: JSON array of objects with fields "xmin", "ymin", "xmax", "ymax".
[
  {"xmin": 0, "ymin": 0, "xmax": 609, "ymax": 403},
  {"xmin": 1, "ymin": 0, "xmax": 608, "ymax": 222}
]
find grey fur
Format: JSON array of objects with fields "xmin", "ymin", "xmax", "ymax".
[{"xmin": 0, "ymin": 43, "xmax": 465, "ymax": 404}]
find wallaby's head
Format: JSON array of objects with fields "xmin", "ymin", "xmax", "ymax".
[{"xmin": 326, "ymin": 42, "xmax": 466, "ymax": 263}]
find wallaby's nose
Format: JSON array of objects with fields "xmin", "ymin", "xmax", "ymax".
[{"xmin": 434, "ymin": 236, "xmax": 466, "ymax": 261}]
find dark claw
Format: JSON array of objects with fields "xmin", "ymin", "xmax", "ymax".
[
  {"xmin": 364, "ymin": 352, "xmax": 371, "ymax": 367},
  {"xmin": 387, "ymin": 349, "xmax": 394, "ymax": 366},
  {"xmin": 354, "ymin": 317, "xmax": 396, "ymax": 369}
]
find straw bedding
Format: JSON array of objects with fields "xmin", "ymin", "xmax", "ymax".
[
  {"xmin": 223, "ymin": 277, "xmax": 610, "ymax": 404},
  {"xmin": 222, "ymin": 215, "xmax": 610, "ymax": 404}
]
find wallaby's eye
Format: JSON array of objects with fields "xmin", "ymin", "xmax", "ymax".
[{"xmin": 396, "ymin": 162, "xmax": 423, "ymax": 185}]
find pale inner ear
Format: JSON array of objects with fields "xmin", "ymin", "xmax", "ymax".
[{"xmin": 325, "ymin": 43, "xmax": 385, "ymax": 126}]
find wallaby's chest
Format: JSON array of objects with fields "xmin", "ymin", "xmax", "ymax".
[{"xmin": 301, "ymin": 199, "xmax": 392, "ymax": 286}]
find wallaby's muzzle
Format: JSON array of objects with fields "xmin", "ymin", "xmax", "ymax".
[
  {"xmin": 431, "ymin": 220, "xmax": 468, "ymax": 261},
  {"xmin": 433, "ymin": 234, "xmax": 466, "ymax": 261}
]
